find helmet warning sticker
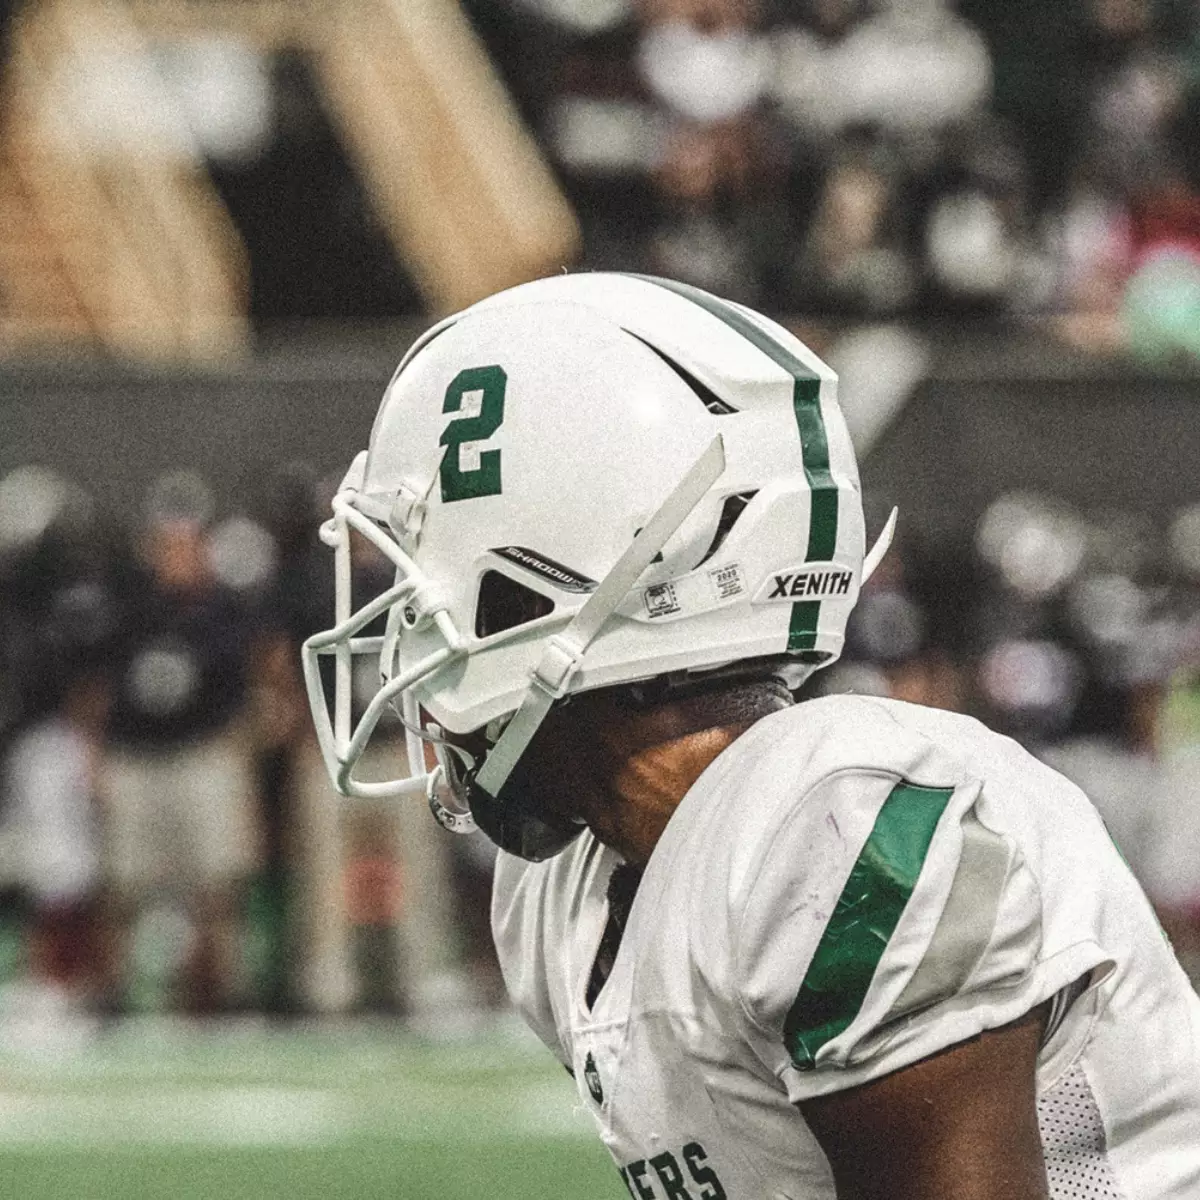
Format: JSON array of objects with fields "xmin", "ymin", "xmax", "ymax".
[
  {"xmin": 641, "ymin": 563, "xmax": 747, "ymax": 620},
  {"xmin": 709, "ymin": 563, "xmax": 745, "ymax": 601},
  {"xmin": 755, "ymin": 566, "xmax": 854, "ymax": 602},
  {"xmin": 643, "ymin": 581, "xmax": 681, "ymax": 618}
]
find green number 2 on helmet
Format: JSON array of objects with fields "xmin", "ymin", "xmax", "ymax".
[{"xmin": 439, "ymin": 364, "xmax": 506, "ymax": 502}]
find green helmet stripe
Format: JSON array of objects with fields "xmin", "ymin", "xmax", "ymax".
[
  {"xmin": 787, "ymin": 599, "xmax": 820, "ymax": 653},
  {"xmin": 628, "ymin": 275, "xmax": 840, "ymax": 651},
  {"xmin": 784, "ymin": 781, "xmax": 955, "ymax": 1070},
  {"xmin": 790, "ymin": 376, "xmax": 838, "ymax": 562}
]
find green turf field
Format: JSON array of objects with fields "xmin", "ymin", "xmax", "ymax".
[{"xmin": 0, "ymin": 1017, "xmax": 621, "ymax": 1199}]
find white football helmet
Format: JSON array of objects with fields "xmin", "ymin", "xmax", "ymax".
[{"xmin": 302, "ymin": 273, "xmax": 894, "ymax": 859}]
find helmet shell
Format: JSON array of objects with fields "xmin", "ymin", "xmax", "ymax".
[{"xmin": 356, "ymin": 273, "xmax": 865, "ymax": 734}]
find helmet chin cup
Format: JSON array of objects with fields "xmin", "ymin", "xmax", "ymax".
[{"xmin": 466, "ymin": 767, "xmax": 585, "ymax": 862}]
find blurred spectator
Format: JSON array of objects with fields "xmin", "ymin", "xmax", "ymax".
[
  {"xmin": 1045, "ymin": 586, "xmax": 1200, "ymax": 982},
  {"xmin": 1052, "ymin": 166, "xmax": 1134, "ymax": 348},
  {"xmin": 637, "ymin": 0, "xmax": 773, "ymax": 122},
  {"xmin": 103, "ymin": 477, "xmax": 259, "ymax": 1014},
  {"xmin": 1122, "ymin": 164, "xmax": 1200, "ymax": 360},
  {"xmin": 243, "ymin": 628, "xmax": 309, "ymax": 1014},
  {"xmin": 786, "ymin": 140, "xmax": 914, "ymax": 314},
  {"xmin": 774, "ymin": 0, "xmax": 991, "ymax": 141},
  {"xmin": 649, "ymin": 117, "xmax": 787, "ymax": 303},
  {"xmin": 817, "ymin": 523, "xmax": 972, "ymax": 712},
  {"xmin": 472, "ymin": 0, "xmax": 1200, "ymax": 334},
  {"xmin": 269, "ymin": 496, "xmax": 479, "ymax": 1021},
  {"xmin": 343, "ymin": 811, "xmax": 405, "ymax": 1013},
  {"xmin": 1041, "ymin": 591, "xmax": 1175, "ymax": 882},
  {"xmin": 1079, "ymin": 0, "xmax": 1180, "ymax": 194},
  {"xmin": 1, "ymin": 669, "xmax": 108, "ymax": 1013},
  {"xmin": 1132, "ymin": 629, "xmax": 1200, "ymax": 982},
  {"xmin": 526, "ymin": 0, "xmax": 793, "ymax": 301}
]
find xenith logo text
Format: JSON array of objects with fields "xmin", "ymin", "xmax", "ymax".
[{"xmin": 755, "ymin": 566, "xmax": 854, "ymax": 602}]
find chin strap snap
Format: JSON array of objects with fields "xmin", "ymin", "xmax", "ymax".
[{"xmin": 424, "ymin": 725, "xmax": 477, "ymax": 834}]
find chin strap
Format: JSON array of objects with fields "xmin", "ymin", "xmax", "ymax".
[{"xmin": 473, "ymin": 435, "xmax": 727, "ymax": 800}]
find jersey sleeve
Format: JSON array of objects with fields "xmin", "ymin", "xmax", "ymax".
[{"xmin": 731, "ymin": 767, "xmax": 1114, "ymax": 1103}]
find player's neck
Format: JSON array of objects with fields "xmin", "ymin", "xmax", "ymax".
[
  {"xmin": 598, "ymin": 722, "xmax": 757, "ymax": 866},
  {"xmin": 587, "ymin": 685, "xmax": 791, "ymax": 866}
]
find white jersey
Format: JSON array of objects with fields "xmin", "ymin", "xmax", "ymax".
[{"xmin": 492, "ymin": 696, "xmax": 1200, "ymax": 1199}]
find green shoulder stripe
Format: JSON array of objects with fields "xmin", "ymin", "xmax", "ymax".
[
  {"xmin": 784, "ymin": 781, "xmax": 955, "ymax": 1070},
  {"xmin": 628, "ymin": 274, "xmax": 839, "ymax": 652}
]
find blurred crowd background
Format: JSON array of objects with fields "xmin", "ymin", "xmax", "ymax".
[{"xmin": 0, "ymin": 0, "xmax": 1198, "ymax": 1045}]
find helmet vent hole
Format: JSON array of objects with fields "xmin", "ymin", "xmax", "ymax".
[
  {"xmin": 628, "ymin": 336, "xmax": 740, "ymax": 415},
  {"xmin": 475, "ymin": 570, "xmax": 555, "ymax": 638},
  {"xmin": 696, "ymin": 491, "xmax": 758, "ymax": 568}
]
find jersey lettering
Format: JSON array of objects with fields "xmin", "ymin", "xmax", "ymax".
[
  {"xmin": 649, "ymin": 1151, "xmax": 694, "ymax": 1199},
  {"xmin": 682, "ymin": 1142, "xmax": 727, "ymax": 1200},
  {"xmin": 619, "ymin": 1142, "xmax": 726, "ymax": 1200},
  {"xmin": 623, "ymin": 1160, "xmax": 657, "ymax": 1199}
]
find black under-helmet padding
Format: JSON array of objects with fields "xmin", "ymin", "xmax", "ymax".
[{"xmin": 466, "ymin": 765, "xmax": 584, "ymax": 861}]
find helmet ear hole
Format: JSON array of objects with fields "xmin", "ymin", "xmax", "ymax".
[{"xmin": 475, "ymin": 570, "xmax": 555, "ymax": 638}]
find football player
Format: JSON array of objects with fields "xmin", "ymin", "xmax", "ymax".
[{"xmin": 303, "ymin": 273, "xmax": 1200, "ymax": 1199}]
